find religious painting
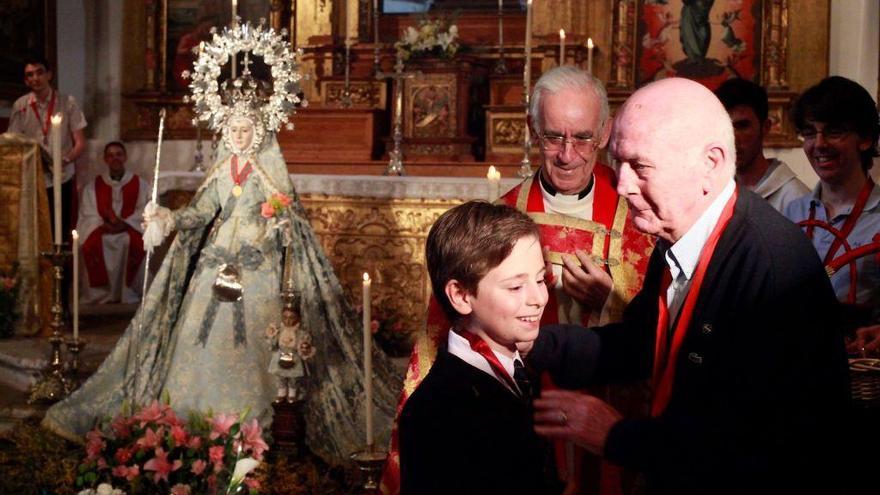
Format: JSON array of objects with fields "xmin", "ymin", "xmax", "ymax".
[
  {"xmin": 0, "ymin": 0, "xmax": 55, "ymax": 101},
  {"xmin": 635, "ymin": 0, "xmax": 762, "ymax": 90},
  {"xmin": 405, "ymin": 73, "xmax": 456, "ymax": 139},
  {"xmin": 166, "ymin": 0, "xmax": 270, "ymax": 92}
]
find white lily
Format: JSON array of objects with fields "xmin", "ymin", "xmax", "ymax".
[{"xmin": 229, "ymin": 457, "xmax": 261, "ymax": 487}]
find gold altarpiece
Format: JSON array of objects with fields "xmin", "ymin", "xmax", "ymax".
[{"xmin": 121, "ymin": 0, "xmax": 830, "ymax": 331}]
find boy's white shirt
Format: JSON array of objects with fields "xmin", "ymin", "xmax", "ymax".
[{"xmin": 447, "ymin": 329, "xmax": 523, "ymax": 395}]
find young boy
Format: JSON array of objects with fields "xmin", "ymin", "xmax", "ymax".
[{"xmin": 398, "ymin": 201, "xmax": 558, "ymax": 494}]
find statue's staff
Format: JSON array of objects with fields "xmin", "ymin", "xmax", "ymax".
[{"xmin": 129, "ymin": 108, "xmax": 166, "ymax": 403}]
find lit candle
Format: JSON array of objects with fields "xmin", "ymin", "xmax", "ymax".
[
  {"xmin": 51, "ymin": 114, "xmax": 63, "ymax": 245},
  {"xmin": 487, "ymin": 166, "xmax": 501, "ymax": 202},
  {"xmin": 362, "ymin": 272, "xmax": 374, "ymax": 448},
  {"xmin": 587, "ymin": 37, "xmax": 594, "ymax": 75},
  {"xmin": 559, "ymin": 29, "xmax": 566, "ymax": 66},
  {"xmin": 72, "ymin": 230, "xmax": 79, "ymax": 341}
]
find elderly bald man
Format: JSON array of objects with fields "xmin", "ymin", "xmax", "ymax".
[{"xmin": 527, "ymin": 78, "xmax": 849, "ymax": 493}]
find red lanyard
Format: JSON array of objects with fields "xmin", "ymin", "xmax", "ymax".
[
  {"xmin": 30, "ymin": 90, "xmax": 56, "ymax": 141},
  {"xmin": 651, "ymin": 189, "xmax": 738, "ymax": 417},
  {"xmin": 230, "ymin": 155, "xmax": 253, "ymax": 186},
  {"xmin": 806, "ymin": 178, "xmax": 875, "ymax": 264},
  {"xmin": 457, "ymin": 329, "xmax": 519, "ymax": 394}
]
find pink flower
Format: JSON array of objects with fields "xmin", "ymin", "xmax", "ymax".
[
  {"xmin": 96, "ymin": 457, "xmax": 108, "ymax": 469},
  {"xmin": 272, "ymin": 192, "xmax": 293, "ymax": 207},
  {"xmin": 143, "ymin": 447, "xmax": 182, "ymax": 484},
  {"xmin": 85, "ymin": 430, "xmax": 106, "ymax": 460},
  {"xmin": 191, "ymin": 458, "xmax": 207, "ymax": 476},
  {"xmin": 111, "ymin": 464, "xmax": 128, "ymax": 478},
  {"xmin": 209, "ymin": 445, "xmax": 226, "ymax": 467},
  {"xmin": 245, "ymin": 477, "xmax": 261, "ymax": 490},
  {"xmin": 111, "ymin": 464, "xmax": 140, "ymax": 481},
  {"xmin": 238, "ymin": 418, "xmax": 269, "ymax": 460},
  {"xmin": 170, "ymin": 424, "xmax": 188, "ymax": 446},
  {"xmin": 114, "ymin": 447, "xmax": 133, "ymax": 464},
  {"xmin": 158, "ymin": 407, "xmax": 184, "ymax": 428},
  {"xmin": 110, "ymin": 415, "xmax": 133, "ymax": 439},
  {"xmin": 209, "ymin": 412, "xmax": 237, "ymax": 440},
  {"xmin": 133, "ymin": 400, "xmax": 166, "ymax": 426},
  {"xmin": 260, "ymin": 201, "xmax": 276, "ymax": 218},
  {"xmin": 136, "ymin": 426, "xmax": 164, "ymax": 450},
  {"xmin": 187, "ymin": 435, "xmax": 203, "ymax": 449},
  {"xmin": 170, "ymin": 484, "xmax": 191, "ymax": 495},
  {"xmin": 370, "ymin": 319, "xmax": 380, "ymax": 334}
]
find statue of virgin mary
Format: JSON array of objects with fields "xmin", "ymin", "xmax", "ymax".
[{"xmin": 42, "ymin": 21, "xmax": 402, "ymax": 463}]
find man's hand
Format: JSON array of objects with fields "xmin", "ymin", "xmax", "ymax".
[
  {"xmin": 534, "ymin": 389, "xmax": 622, "ymax": 456},
  {"xmin": 560, "ymin": 250, "xmax": 613, "ymax": 310},
  {"xmin": 846, "ymin": 324, "xmax": 880, "ymax": 356}
]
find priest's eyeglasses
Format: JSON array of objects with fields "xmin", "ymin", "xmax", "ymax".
[{"xmin": 538, "ymin": 133, "xmax": 599, "ymax": 154}]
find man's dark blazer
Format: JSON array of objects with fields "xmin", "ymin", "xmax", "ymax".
[
  {"xmin": 399, "ymin": 348, "xmax": 559, "ymax": 495},
  {"xmin": 531, "ymin": 190, "xmax": 850, "ymax": 494}
]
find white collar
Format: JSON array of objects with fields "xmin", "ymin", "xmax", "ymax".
[
  {"xmin": 101, "ymin": 170, "xmax": 133, "ymax": 185},
  {"xmin": 447, "ymin": 329, "xmax": 521, "ymax": 389},
  {"xmin": 665, "ymin": 179, "xmax": 736, "ymax": 282}
]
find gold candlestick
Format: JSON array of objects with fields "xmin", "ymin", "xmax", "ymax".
[
  {"xmin": 29, "ymin": 244, "xmax": 72, "ymax": 403},
  {"xmin": 64, "ymin": 338, "xmax": 86, "ymax": 390}
]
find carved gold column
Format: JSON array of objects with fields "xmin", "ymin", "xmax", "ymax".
[
  {"xmin": 763, "ymin": 0, "xmax": 790, "ymax": 90},
  {"xmin": 144, "ymin": 0, "xmax": 158, "ymax": 90},
  {"xmin": 609, "ymin": 0, "xmax": 636, "ymax": 89}
]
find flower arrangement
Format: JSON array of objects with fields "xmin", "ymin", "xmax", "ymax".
[
  {"xmin": 395, "ymin": 15, "xmax": 460, "ymax": 61},
  {"xmin": 76, "ymin": 399, "xmax": 267, "ymax": 494},
  {"xmin": 260, "ymin": 192, "xmax": 292, "ymax": 219},
  {"xmin": 0, "ymin": 262, "xmax": 20, "ymax": 338}
]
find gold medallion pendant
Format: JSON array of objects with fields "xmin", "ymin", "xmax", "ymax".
[{"xmin": 232, "ymin": 184, "xmax": 243, "ymax": 197}]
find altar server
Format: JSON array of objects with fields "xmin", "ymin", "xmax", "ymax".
[{"xmin": 77, "ymin": 141, "xmax": 148, "ymax": 304}]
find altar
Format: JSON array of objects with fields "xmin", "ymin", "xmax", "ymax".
[{"xmin": 158, "ymin": 172, "xmax": 520, "ymax": 336}]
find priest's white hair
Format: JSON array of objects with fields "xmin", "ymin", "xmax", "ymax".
[{"xmin": 529, "ymin": 66, "xmax": 610, "ymax": 135}]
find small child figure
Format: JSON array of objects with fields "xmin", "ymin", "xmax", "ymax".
[{"xmin": 266, "ymin": 308, "xmax": 315, "ymax": 403}]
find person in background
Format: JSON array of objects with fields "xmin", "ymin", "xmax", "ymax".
[
  {"xmin": 715, "ymin": 77, "xmax": 808, "ymax": 212},
  {"xmin": 77, "ymin": 142, "xmax": 149, "ymax": 304},
  {"xmin": 782, "ymin": 76, "xmax": 880, "ymax": 353}
]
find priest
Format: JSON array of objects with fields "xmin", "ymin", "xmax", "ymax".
[{"xmin": 77, "ymin": 141, "xmax": 148, "ymax": 304}]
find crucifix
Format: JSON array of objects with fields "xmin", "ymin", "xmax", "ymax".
[{"xmin": 376, "ymin": 54, "xmax": 419, "ymax": 176}]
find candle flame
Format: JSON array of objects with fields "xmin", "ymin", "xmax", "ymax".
[
  {"xmin": 363, "ymin": 272, "xmax": 371, "ymax": 283},
  {"xmin": 487, "ymin": 165, "xmax": 498, "ymax": 179},
  {"xmin": 527, "ymin": 0, "xmax": 532, "ymax": 5},
  {"xmin": 71, "ymin": 229, "xmax": 79, "ymax": 240},
  {"xmin": 587, "ymin": 38, "xmax": 594, "ymax": 49},
  {"xmin": 50, "ymin": 113, "xmax": 63, "ymax": 125},
  {"xmin": 559, "ymin": 29, "xmax": 566, "ymax": 39}
]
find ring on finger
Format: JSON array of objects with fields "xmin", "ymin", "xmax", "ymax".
[{"xmin": 559, "ymin": 411, "xmax": 568, "ymax": 426}]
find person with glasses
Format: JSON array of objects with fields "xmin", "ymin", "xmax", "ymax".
[
  {"xmin": 715, "ymin": 78, "xmax": 809, "ymax": 212},
  {"xmin": 381, "ymin": 66, "xmax": 654, "ymax": 495},
  {"xmin": 783, "ymin": 76, "xmax": 880, "ymax": 354}
]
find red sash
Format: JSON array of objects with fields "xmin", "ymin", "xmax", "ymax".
[
  {"xmin": 651, "ymin": 189, "xmax": 738, "ymax": 416},
  {"xmin": 457, "ymin": 330, "xmax": 519, "ymax": 395},
  {"xmin": 29, "ymin": 90, "xmax": 56, "ymax": 144},
  {"xmin": 83, "ymin": 176, "xmax": 145, "ymax": 288},
  {"xmin": 799, "ymin": 178, "xmax": 875, "ymax": 303}
]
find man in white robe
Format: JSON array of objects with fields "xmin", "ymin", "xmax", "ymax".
[{"xmin": 77, "ymin": 142, "xmax": 149, "ymax": 304}]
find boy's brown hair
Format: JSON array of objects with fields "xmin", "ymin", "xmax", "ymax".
[{"xmin": 426, "ymin": 201, "xmax": 540, "ymax": 322}]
